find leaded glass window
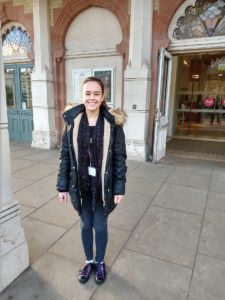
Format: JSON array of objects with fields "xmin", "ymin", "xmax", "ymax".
[
  {"xmin": 173, "ymin": 0, "xmax": 225, "ymax": 39},
  {"xmin": 2, "ymin": 26, "xmax": 32, "ymax": 56}
]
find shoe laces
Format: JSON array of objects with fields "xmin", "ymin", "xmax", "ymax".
[
  {"xmin": 96, "ymin": 262, "xmax": 105, "ymax": 278},
  {"xmin": 81, "ymin": 263, "xmax": 92, "ymax": 277}
]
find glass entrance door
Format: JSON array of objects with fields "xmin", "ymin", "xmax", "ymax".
[
  {"xmin": 175, "ymin": 53, "xmax": 225, "ymax": 139},
  {"xmin": 5, "ymin": 64, "xmax": 33, "ymax": 141}
]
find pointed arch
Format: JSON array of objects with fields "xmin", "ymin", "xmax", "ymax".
[
  {"xmin": 168, "ymin": 0, "xmax": 225, "ymax": 53},
  {"xmin": 51, "ymin": 0, "xmax": 129, "ymax": 143},
  {"xmin": 171, "ymin": 0, "xmax": 225, "ymax": 40},
  {"xmin": 1, "ymin": 24, "xmax": 32, "ymax": 56},
  {"xmin": 51, "ymin": 0, "xmax": 129, "ymax": 61}
]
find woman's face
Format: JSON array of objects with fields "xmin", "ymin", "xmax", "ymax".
[{"xmin": 82, "ymin": 81, "xmax": 103, "ymax": 113}]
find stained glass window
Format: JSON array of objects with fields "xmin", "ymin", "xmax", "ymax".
[
  {"xmin": 2, "ymin": 26, "xmax": 32, "ymax": 56},
  {"xmin": 173, "ymin": 0, "xmax": 225, "ymax": 39}
]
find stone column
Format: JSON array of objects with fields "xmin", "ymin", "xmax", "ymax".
[
  {"xmin": 0, "ymin": 26, "xmax": 29, "ymax": 292},
  {"xmin": 31, "ymin": 0, "xmax": 57, "ymax": 149},
  {"xmin": 124, "ymin": 0, "xmax": 153, "ymax": 160}
]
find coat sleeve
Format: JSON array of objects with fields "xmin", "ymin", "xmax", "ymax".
[
  {"xmin": 112, "ymin": 125, "xmax": 127, "ymax": 195},
  {"xmin": 56, "ymin": 124, "xmax": 71, "ymax": 192}
]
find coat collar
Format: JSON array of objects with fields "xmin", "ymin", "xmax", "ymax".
[{"xmin": 63, "ymin": 103, "xmax": 126, "ymax": 126}]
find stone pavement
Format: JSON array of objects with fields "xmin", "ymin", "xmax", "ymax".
[{"xmin": 1, "ymin": 141, "xmax": 225, "ymax": 300}]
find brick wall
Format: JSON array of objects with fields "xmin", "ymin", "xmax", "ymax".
[{"xmin": 0, "ymin": 0, "xmax": 32, "ymax": 14}]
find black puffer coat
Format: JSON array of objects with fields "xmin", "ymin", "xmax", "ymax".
[{"xmin": 56, "ymin": 104, "xmax": 127, "ymax": 216}]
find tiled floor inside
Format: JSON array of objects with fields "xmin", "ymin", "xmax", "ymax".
[{"xmin": 167, "ymin": 138, "xmax": 225, "ymax": 161}]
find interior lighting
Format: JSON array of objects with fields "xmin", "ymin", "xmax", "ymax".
[{"xmin": 183, "ymin": 60, "xmax": 190, "ymax": 67}]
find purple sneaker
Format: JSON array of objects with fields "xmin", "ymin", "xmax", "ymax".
[
  {"xmin": 78, "ymin": 262, "xmax": 95, "ymax": 284},
  {"xmin": 95, "ymin": 262, "xmax": 106, "ymax": 284}
]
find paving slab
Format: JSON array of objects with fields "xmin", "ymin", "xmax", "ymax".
[
  {"xmin": 22, "ymin": 217, "xmax": 66, "ymax": 263},
  {"xmin": 11, "ymin": 158, "xmax": 37, "ymax": 173},
  {"xmin": 128, "ymin": 163, "xmax": 174, "ymax": 183},
  {"xmin": 0, "ymin": 266, "xmax": 67, "ymax": 300},
  {"xmin": 20, "ymin": 204, "xmax": 36, "ymax": 219},
  {"xmin": 207, "ymin": 191, "xmax": 225, "ymax": 212},
  {"xmin": 166, "ymin": 166, "xmax": 212, "ymax": 190},
  {"xmin": 23, "ymin": 149, "xmax": 60, "ymax": 162},
  {"xmin": 29, "ymin": 196, "xmax": 79, "ymax": 229},
  {"xmin": 0, "ymin": 252, "xmax": 97, "ymax": 300},
  {"xmin": 108, "ymin": 192, "xmax": 152, "ymax": 231},
  {"xmin": 188, "ymin": 255, "xmax": 225, "ymax": 300},
  {"xmin": 15, "ymin": 174, "xmax": 58, "ymax": 208},
  {"xmin": 162, "ymin": 155, "xmax": 216, "ymax": 170},
  {"xmin": 152, "ymin": 183, "xmax": 207, "ymax": 215},
  {"xmin": 199, "ymin": 208, "xmax": 225, "ymax": 260},
  {"xmin": 126, "ymin": 206, "xmax": 202, "ymax": 268},
  {"xmin": 49, "ymin": 222, "xmax": 130, "ymax": 267},
  {"xmin": 46, "ymin": 156, "xmax": 60, "ymax": 165},
  {"xmin": 10, "ymin": 142, "xmax": 29, "ymax": 152},
  {"xmin": 13, "ymin": 162, "xmax": 57, "ymax": 181},
  {"xmin": 10, "ymin": 147, "xmax": 44, "ymax": 159},
  {"xmin": 92, "ymin": 249, "xmax": 192, "ymax": 300},
  {"xmin": 210, "ymin": 168, "xmax": 225, "ymax": 193},
  {"xmin": 3, "ymin": 142, "xmax": 225, "ymax": 300},
  {"xmin": 126, "ymin": 160, "xmax": 143, "ymax": 174},
  {"xmin": 12, "ymin": 176, "xmax": 35, "ymax": 193},
  {"xmin": 126, "ymin": 176, "xmax": 161, "ymax": 198}
]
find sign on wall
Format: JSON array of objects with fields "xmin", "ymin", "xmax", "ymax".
[
  {"xmin": 72, "ymin": 69, "xmax": 92, "ymax": 103},
  {"xmin": 72, "ymin": 68, "xmax": 114, "ymax": 105}
]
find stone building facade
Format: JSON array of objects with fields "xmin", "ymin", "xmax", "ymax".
[
  {"xmin": 2, "ymin": 0, "xmax": 225, "ymax": 291},
  {"xmin": 2, "ymin": 0, "xmax": 225, "ymax": 161}
]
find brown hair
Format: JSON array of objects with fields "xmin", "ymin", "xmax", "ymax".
[{"xmin": 82, "ymin": 76, "xmax": 110, "ymax": 110}]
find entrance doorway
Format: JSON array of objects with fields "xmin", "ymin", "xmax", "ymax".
[
  {"xmin": 174, "ymin": 53, "xmax": 225, "ymax": 140},
  {"xmin": 5, "ymin": 64, "xmax": 33, "ymax": 141}
]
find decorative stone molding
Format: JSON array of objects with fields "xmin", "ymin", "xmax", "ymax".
[
  {"xmin": 168, "ymin": 0, "xmax": 197, "ymax": 41},
  {"xmin": 49, "ymin": 0, "xmax": 62, "ymax": 26},
  {"xmin": 152, "ymin": 0, "xmax": 184, "ymax": 38},
  {"xmin": 0, "ymin": 1, "xmax": 33, "ymax": 42},
  {"xmin": 65, "ymin": 49, "xmax": 121, "ymax": 59},
  {"xmin": 52, "ymin": 0, "xmax": 129, "ymax": 58},
  {"xmin": 0, "ymin": 21, "xmax": 34, "ymax": 60},
  {"xmin": 0, "ymin": 20, "xmax": 27, "ymax": 35}
]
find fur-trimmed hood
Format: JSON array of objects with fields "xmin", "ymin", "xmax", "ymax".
[
  {"xmin": 109, "ymin": 108, "xmax": 127, "ymax": 126},
  {"xmin": 63, "ymin": 103, "xmax": 127, "ymax": 126}
]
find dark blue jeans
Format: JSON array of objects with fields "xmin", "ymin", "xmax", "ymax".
[{"xmin": 80, "ymin": 197, "xmax": 108, "ymax": 263}]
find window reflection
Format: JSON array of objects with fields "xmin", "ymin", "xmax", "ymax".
[
  {"xmin": 2, "ymin": 26, "xmax": 32, "ymax": 56},
  {"xmin": 20, "ymin": 67, "xmax": 33, "ymax": 109},
  {"xmin": 4, "ymin": 68, "xmax": 16, "ymax": 108},
  {"xmin": 176, "ymin": 53, "xmax": 225, "ymax": 139}
]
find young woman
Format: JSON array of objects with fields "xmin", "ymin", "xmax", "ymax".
[{"xmin": 57, "ymin": 77, "xmax": 127, "ymax": 284}]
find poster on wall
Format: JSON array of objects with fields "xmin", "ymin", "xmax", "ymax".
[
  {"xmin": 93, "ymin": 68, "xmax": 114, "ymax": 104},
  {"xmin": 72, "ymin": 69, "xmax": 92, "ymax": 103}
]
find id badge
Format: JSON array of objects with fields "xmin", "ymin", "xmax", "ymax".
[{"xmin": 88, "ymin": 166, "xmax": 96, "ymax": 177}]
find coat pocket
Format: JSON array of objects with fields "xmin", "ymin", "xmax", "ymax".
[{"xmin": 68, "ymin": 181, "xmax": 82, "ymax": 215}]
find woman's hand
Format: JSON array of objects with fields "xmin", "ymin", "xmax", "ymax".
[
  {"xmin": 114, "ymin": 195, "xmax": 123, "ymax": 204},
  {"xmin": 59, "ymin": 192, "xmax": 68, "ymax": 203}
]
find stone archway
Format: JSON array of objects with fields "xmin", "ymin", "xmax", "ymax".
[{"xmin": 51, "ymin": 0, "xmax": 129, "ymax": 142}]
